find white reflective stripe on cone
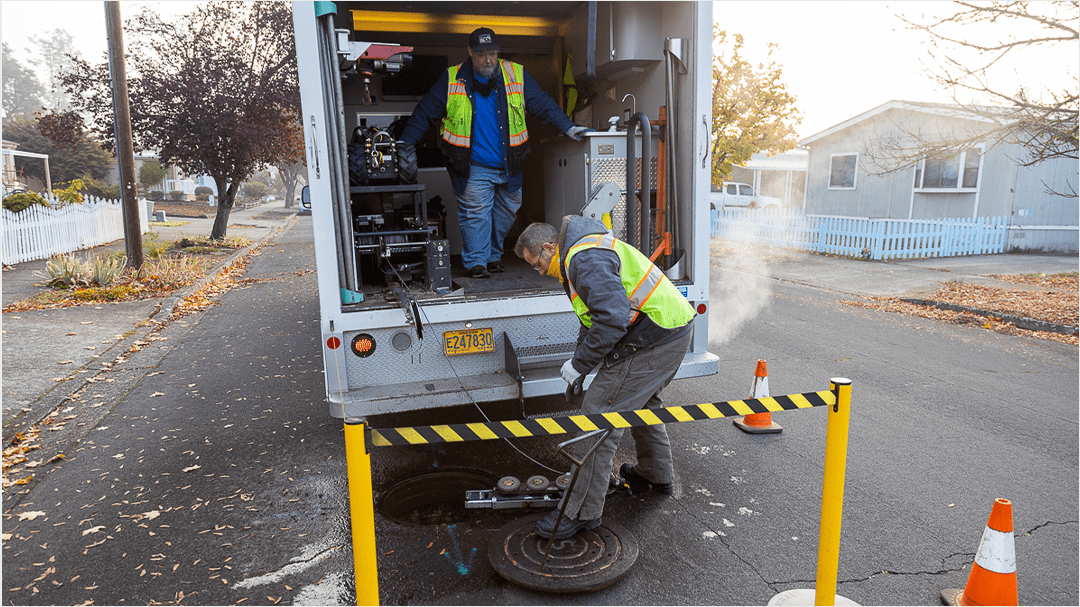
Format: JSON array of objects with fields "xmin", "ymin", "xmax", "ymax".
[{"xmin": 974, "ymin": 525, "xmax": 1016, "ymax": 574}]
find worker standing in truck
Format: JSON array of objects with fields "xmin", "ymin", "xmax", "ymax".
[
  {"xmin": 398, "ymin": 27, "xmax": 589, "ymax": 279},
  {"xmin": 513, "ymin": 217, "xmax": 697, "ymax": 539}
]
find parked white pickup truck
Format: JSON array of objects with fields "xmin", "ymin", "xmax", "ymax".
[{"xmin": 709, "ymin": 181, "xmax": 783, "ymax": 212}]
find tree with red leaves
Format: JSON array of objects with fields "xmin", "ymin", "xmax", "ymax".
[{"xmin": 55, "ymin": 2, "xmax": 300, "ymax": 239}]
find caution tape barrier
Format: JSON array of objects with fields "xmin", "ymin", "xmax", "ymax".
[{"xmin": 370, "ymin": 389, "xmax": 836, "ymax": 447}]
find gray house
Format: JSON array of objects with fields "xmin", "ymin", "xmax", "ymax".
[{"xmin": 799, "ymin": 100, "xmax": 1078, "ymax": 254}]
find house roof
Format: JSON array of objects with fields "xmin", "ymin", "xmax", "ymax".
[
  {"xmin": 799, "ymin": 100, "xmax": 1007, "ymax": 146},
  {"xmin": 743, "ymin": 148, "xmax": 808, "ymax": 171}
]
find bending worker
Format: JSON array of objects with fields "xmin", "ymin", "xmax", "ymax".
[
  {"xmin": 399, "ymin": 27, "xmax": 588, "ymax": 279},
  {"xmin": 513, "ymin": 216, "xmax": 696, "ymax": 539}
]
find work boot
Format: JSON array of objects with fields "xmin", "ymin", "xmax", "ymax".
[
  {"xmin": 620, "ymin": 463, "xmax": 673, "ymax": 495},
  {"xmin": 468, "ymin": 264, "xmax": 490, "ymax": 278},
  {"xmin": 533, "ymin": 510, "xmax": 601, "ymax": 540},
  {"xmin": 487, "ymin": 261, "xmax": 505, "ymax": 273}
]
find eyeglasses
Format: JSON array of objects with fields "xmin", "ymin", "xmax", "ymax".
[
  {"xmin": 531, "ymin": 247, "xmax": 552, "ymax": 274},
  {"xmin": 474, "ymin": 50, "xmax": 498, "ymax": 61}
]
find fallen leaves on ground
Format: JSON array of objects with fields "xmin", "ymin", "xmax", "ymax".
[
  {"xmin": 842, "ymin": 275, "xmax": 1078, "ymax": 345},
  {"xmin": 169, "ymin": 246, "xmax": 262, "ymax": 319}
]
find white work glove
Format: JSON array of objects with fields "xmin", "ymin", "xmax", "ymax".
[
  {"xmin": 560, "ymin": 359, "xmax": 582, "ymax": 385},
  {"xmin": 565, "ymin": 125, "xmax": 589, "ymax": 141}
]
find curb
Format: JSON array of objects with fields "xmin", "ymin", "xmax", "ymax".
[
  {"xmin": 899, "ymin": 297, "xmax": 1079, "ymax": 335},
  {"xmin": 156, "ymin": 213, "xmax": 298, "ymax": 319}
]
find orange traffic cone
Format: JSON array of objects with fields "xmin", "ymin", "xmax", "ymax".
[
  {"xmin": 733, "ymin": 359, "xmax": 782, "ymax": 434},
  {"xmin": 941, "ymin": 498, "xmax": 1018, "ymax": 606}
]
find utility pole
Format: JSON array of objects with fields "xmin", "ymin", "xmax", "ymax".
[{"xmin": 105, "ymin": 0, "xmax": 144, "ymax": 269}]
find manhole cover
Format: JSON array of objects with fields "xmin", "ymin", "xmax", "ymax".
[
  {"xmin": 378, "ymin": 469, "xmax": 498, "ymax": 525},
  {"xmin": 488, "ymin": 512, "xmax": 638, "ymax": 593}
]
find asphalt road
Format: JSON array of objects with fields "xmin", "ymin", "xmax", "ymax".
[{"xmin": 3, "ymin": 216, "xmax": 1076, "ymax": 606}]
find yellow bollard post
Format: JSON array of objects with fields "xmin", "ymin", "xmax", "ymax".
[
  {"xmin": 814, "ymin": 378, "xmax": 853, "ymax": 607},
  {"xmin": 344, "ymin": 419, "xmax": 380, "ymax": 606},
  {"xmin": 768, "ymin": 379, "xmax": 858, "ymax": 606}
]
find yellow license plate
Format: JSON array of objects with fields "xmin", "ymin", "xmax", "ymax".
[{"xmin": 443, "ymin": 327, "xmax": 494, "ymax": 356}]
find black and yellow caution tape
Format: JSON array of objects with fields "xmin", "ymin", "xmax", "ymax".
[{"xmin": 370, "ymin": 389, "xmax": 835, "ymax": 447}]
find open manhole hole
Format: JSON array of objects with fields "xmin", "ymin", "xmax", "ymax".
[{"xmin": 378, "ymin": 469, "xmax": 499, "ymax": 525}]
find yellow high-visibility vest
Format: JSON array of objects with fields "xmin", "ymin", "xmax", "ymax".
[
  {"xmin": 443, "ymin": 60, "xmax": 528, "ymax": 149},
  {"xmin": 563, "ymin": 233, "xmax": 694, "ymax": 330}
]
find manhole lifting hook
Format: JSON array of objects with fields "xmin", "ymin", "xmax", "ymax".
[{"xmin": 539, "ymin": 428, "xmax": 614, "ymax": 571}]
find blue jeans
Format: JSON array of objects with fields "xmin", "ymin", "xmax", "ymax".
[{"xmin": 456, "ymin": 164, "xmax": 522, "ymax": 269}]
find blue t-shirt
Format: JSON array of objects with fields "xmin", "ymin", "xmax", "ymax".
[{"xmin": 470, "ymin": 74, "xmax": 503, "ymax": 170}]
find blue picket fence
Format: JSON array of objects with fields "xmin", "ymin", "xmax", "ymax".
[{"xmin": 711, "ymin": 209, "xmax": 1008, "ymax": 260}]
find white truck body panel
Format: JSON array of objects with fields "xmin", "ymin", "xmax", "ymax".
[{"xmin": 293, "ymin": 1, "xmax": 718, "ymax": 419}]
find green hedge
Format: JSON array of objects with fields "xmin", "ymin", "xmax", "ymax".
[{"xmin": 2, "ymin": 192, "xmax": 50, "ymax": 213}]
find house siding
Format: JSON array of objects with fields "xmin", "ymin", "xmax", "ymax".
[{"xmin": 802, "ymin": 103, "xmax": 1078, "ymax": 254}]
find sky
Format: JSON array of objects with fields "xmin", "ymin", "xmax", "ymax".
[{"xmin": 2, "ymin": 0, "xmax": 1077, "ymax": 141}]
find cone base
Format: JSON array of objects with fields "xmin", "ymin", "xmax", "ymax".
[
  {"xmin": 768, "ymin": 589, "xmax": 859, "ymax": 606},
  {"xmin": 733, "ymin": 417, "xmax": 783, "ymax": 434},
  {"xmin": 940, "ymin": 588, "xmax": 963, "ymax": 605}
]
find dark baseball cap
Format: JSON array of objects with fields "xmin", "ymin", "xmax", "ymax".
[{"xmin": 469, "ymin": 27, "xmax": 500, "ymax": 52}]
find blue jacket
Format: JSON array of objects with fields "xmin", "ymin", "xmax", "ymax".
[{"xmin": 399, "ymin": 60, "xmax": 575, "ymax": 194}]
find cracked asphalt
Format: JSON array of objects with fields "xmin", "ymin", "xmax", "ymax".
[{"xmin": 3, "ymin": 211, "xmax": 1077, "ymax": 605}]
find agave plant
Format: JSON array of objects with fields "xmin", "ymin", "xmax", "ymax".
[
  {"xmin": 91, "ymin": 253, "xmax": 127, "ymax": 287},
  {"xmin": 39, "ymin": 253, "xmax": 91, "ymax": 288}
]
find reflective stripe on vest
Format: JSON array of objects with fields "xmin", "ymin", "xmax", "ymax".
[
  {"xmin": 442, "ymin": 61, "xmax": 528, "ymax": 149},
  {"xmin": 564, "ymin": 233, "xmax": 694, "ymax": 330},
  {"xmin": 501, "ymin": 60, "xmax": 528, "ymax": 147},
  {"xmin": 443, "ymin": 65, "xmax": 471, "ymax": 147}
]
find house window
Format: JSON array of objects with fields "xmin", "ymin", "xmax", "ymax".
[
  {"xmin": 914, "ymin": 147, "xmax": 982, "ymax": 191},
  {"xmin": 829, "ymin": 154, "xmax": 857, "ymax": 189}
]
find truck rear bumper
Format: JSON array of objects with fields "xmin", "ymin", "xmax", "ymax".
[{"xmin": 329, "ymin": 350, "xmax": 719, "ymax": 419}]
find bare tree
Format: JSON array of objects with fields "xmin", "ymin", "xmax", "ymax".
[
  {"xmin": 872, "ymin": 1, "xmax": 1078, "ymax": 196},
  {"xmin": 27, "ymin": 29, "xmax": 79, "ymax": 111}
]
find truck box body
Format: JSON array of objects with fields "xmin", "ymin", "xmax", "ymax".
[{"xmin": 293, "ymin": 1, "xmax": 719, "ymax": 419}]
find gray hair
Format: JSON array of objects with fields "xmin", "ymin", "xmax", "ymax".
[{"xmin": 514, "ymin": 222, "xmax": 558, "ymax": 258}]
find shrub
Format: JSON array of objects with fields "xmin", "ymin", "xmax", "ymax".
[
  {"xmin": 143, "ymin": 232, "xmax": 170, "ymax": 259},
  {"xmin": 195, "ymin": 186, "xmax": 213, "ymax": 202},
  {"xmin": 139, "ymin": 161, "xmax": 166, "ymax": 189},
  {"xmin": 147, "ymin": 191, "xmax": 165, "ymax": 202},
  {"xmin": 167, "ymin": 191, "xmax": 186, "ymax": 202},
  {"xmin": 2, "ymin": 191, "xmax": 49, "ymax": 213},
  {"xmin": 54, "ymin": 179, "xmax": 87, "ymax": 206},
  {"xmin": 243, "ymin": 181, "xmax": 268, "ymax": 200}
]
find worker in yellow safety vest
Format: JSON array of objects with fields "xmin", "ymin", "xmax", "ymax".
[
  {"xmin": 399, "ymin": 28, "xmax": 589, "ymax": 279},
  {"xmin": 513, "ymin": 216, "xmax": 696, "ymax": 540}
]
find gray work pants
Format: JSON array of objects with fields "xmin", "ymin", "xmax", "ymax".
[{"xmin": 561, "ymin": 327, "xmax": 693, "ymax": 521}]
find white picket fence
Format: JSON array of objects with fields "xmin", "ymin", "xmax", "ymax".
[
  {"xmin": 2, "ymin": 195, "xmax": 126, "ymax": 265},
  {"xmin": 712, "ymin": 208, "xmax": 1008, "ymax": 260}
]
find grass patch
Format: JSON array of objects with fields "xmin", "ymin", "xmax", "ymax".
[
  {"xmin": 5, "ymin": 231, "xmax": 255, "ymax": 313},
  {"xmin": 70, "ymin": 285, "xmax": 137, "ymax": 301},
  {"xmin": 175, "ymin": 235, "xmax": 250, "ymax": 252},
  {"xmin": 149, "ymin": 220, "xmax": 189, "ymax": 227}
]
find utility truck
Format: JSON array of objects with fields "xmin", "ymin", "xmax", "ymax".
[{"xmin": 293, "ymin": 1, "xmax": 719, "ymax": 419}]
